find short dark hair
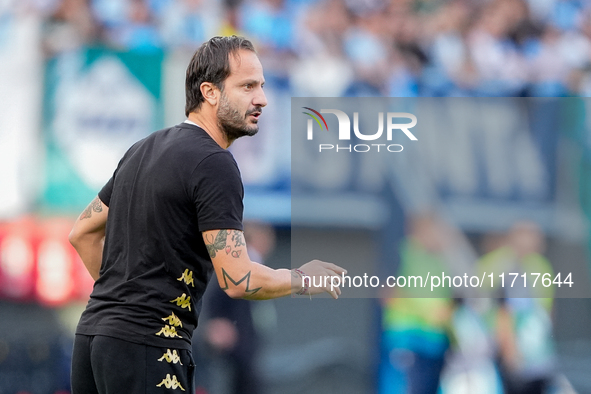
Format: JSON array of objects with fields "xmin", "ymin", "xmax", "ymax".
[{"xmin": 185, "ymin": 36, "xmax": 256, "ymax": 116}]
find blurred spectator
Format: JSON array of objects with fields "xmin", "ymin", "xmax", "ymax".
[
  {"xmin": 422, "ymin": 1, "xmax": 476, "ymax": 95},
  {"xmin": 220, "ymin": 0, "xmax": 242, "ymax": 37},
  {"xmin": 159, "ymin": 0, "xmax": 219, "ymax": 50},
  {"xmin": 200, "ymin": 222, "xmax": 277, "ymax": 394},
  {"xmin": 92, "ymin": 0, "xmax": 162, "ymax": 51},
  {"xmin": 478, "ymin": 222, "xmax": 556, "ymax": 394},
  {"xmin": 240, "ymin": 0, "xmax": 293, "ymax": 52},
  {"xmin": 342, "ymin": 7, "xmax": 390, "ymax": 95},
  {"xmin": 466, "ymin": 0, "xmax": 528, "ymax": 95},
  {"xmin": 116, "ymin": 0, "xmax": 162, "ymax": 51},
  {"xmin": 380, "ymin": 214, "xmax": 455, "ymax": 394},
  {"xmin": 440, "ymin": 298, "xmax": 504, "ymax": 394},
  {"xmin": 43, "ymin": 0, "xmax": 97, "ymax": 54},
  {"xmin": 527, "ymin": 26, "xmax": 571, "ymax": 96},
  {"xmin": 90, "ymin": 0, "xmax": 132, "ymax": 37},
  {"xmin": 290, "ymin": 0, "xmax": 354, "ymax": 95}
]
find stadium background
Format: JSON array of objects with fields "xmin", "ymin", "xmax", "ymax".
[{"xmin": 1, "ymin": 0, "xmax": 591, "ymax": 393}]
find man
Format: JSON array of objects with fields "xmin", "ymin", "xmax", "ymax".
[
  {"xmin": 478, "ymin": 222, "xmax": 555, "ymax": 394},
  {"xmin": 380, "ymin": 214, "xmax": 454, "ymax": 394},
  {"xmin": 68, "ymin": 36, "xmax": 345, "ymax": 393}
]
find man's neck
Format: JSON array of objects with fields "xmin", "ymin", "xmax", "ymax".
[{"xmin": 187, "ymin": 111, "xmax": 230, "ymax": 149}]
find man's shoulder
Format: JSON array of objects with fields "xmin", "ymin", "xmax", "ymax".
[
  {"xmin": 156, "ymin": 124, "xmax": 239, "ymax": 169},
  {"xmin": 161, "ymin": 123, "xmax": 224, "ymax": 151},
  {"xmin": 131, "ymin": 123, "xmax": 221, "ymax": 155},
  {"xmin": 123, "ymin": 124, "xmax": 238, "ymax": 175}
]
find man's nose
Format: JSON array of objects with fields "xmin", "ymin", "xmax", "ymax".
[{"xmin": 254, "ymin": 87, "xmax": 267, "ymax": 108}]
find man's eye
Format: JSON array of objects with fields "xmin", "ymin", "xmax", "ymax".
[{"xmin": 245, "ymin": 84, "xmax": 253, "ymax": 90}]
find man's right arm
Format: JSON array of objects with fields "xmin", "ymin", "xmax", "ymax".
[{"xmin": 203, "ymin": 229, "xmax": 346, "ymax": 300}]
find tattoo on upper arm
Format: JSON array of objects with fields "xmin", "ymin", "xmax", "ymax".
[
  {"xmin": 80, "ymin": 197, "xmax": 103, "ymax": 220},
  {"xmin": 205, "ymin": 230, "xmax": 246, "ymax": 259},
  {"xmin": 220, "ymin": 267, "xmax": 262, "ymax": 296},
  {"xmin": 204, "ymin": 230, "xmax": 228, "ymax": 258},
  {"xmin": 231, "ymin": 230, "xmax": 246, "ymax": 248}
]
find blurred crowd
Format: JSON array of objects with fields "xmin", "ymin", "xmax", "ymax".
[
  {"xmin": 381, "ymin": 215, "xmax": 561, "ymax": 394},
  {"xmin": 3, "ymin": 0, "xmax": 591, "ymax": 96}
]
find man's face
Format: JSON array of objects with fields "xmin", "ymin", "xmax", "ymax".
[{"xmin": 217, "ymin": 49, "xmax": 267, "ymax": 142}]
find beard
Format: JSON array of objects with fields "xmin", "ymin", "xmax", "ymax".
[{"xmin": 217, "ymin": 92, "xmax": 261, "ymax": 142}]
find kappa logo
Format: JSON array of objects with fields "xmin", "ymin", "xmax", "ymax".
[
  {"xmin": 170, "ymin": 293, "xmax": 191, "ymax": 310},
  {"xmin": 303, "ymin": 107, "xmax": 417, "ymax": 153},
  {"xmin": 162, "ymin": 312, "xmax": 183, "ymax": 328},
  {"xmin": 156, "ymin": 374, "xmax": 185, "ymax": 391},
  {"xmin": 177, "ymin": 269, "xmax": 194, "ymax": 287},
  {"xmin": 158, "ymin": 349, "xmax": 183, "ymax": 365},
  {"xmin": 155, "ymin": 325, "xmax": 182, "ymax": 338}
]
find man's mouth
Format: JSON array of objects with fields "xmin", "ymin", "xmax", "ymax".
[{"xmin": 247, "ymin": 109, "xmax": 262, "ymax": 120}]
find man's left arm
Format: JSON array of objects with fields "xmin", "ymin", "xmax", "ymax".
[{"xmin": 69, "ymin": 196, "xmax": 109, "ymax": 281}]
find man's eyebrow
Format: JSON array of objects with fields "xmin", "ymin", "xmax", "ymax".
[{"xmin": 238, "ymin": 79, "xmax": 265, "ymax": 86}]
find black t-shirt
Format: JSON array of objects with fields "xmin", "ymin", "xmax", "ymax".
[{"xmin": 76, "ymin": 122, "xmax": 244, "ymax": 350}]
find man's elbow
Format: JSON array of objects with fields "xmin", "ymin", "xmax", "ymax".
[
  {"xmin": 223, "ymin": 288, "xmax": 247, "ymax": 299},
  {"xmin": 68, "ymin": 227, "xmax": 81, "ymax": 248}
]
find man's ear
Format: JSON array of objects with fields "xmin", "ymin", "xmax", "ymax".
[{"xmin": 200, "ymin": 82, "xmax": 219, "ymax": 106}]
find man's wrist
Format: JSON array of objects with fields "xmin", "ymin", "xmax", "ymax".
[
  {"xmin": 292, "ymin": 268, "xmax": 309, "ymax": 295},
  {"xmin": 291, "ymin": 269, "xmax": 303, "ymax": 293}
]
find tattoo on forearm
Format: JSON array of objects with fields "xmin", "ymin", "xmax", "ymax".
[
  {"xmin": 205, "ymin": 230, "xmax": 228, "ymax": 258},
  {"xmin": 231, "ymin": 230, "xmax": 246, "ymax": 248},
  {"xmin": 220, "ymin": 267, "xmax": 262, "ymax": 296},
  {"xmin": 80, "ymin": 197, "xmax": 103, "ymax": 220}
]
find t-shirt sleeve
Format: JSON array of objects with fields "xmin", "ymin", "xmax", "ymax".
[
  {"xmin": 98, "ymin": 176, "xmax": 114, "ymax": 207},
  {"xmin": 191, "ymin": 151, "xmax": 244, "ymax": 232},
  {"xmin": 97, "ymin": 141, "xmax": 141, "ymax": 207},
  {"xmin": 98, "ymin": 152, "xmax": 129, "ymax": 207}
]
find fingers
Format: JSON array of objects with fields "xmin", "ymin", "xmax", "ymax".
[
  {"xmin": 323, "ymin": 263, "xmax": 344, "ymax": 299},
  {"xmin": 326, "ymin": 284, "xmax": 341, "ymax": 299},
  {"xmin": 322, "ymin": 262, "xmax": 347, "ymax": 275},
  {"xmin": 328, "ymin": 283, "xmax": 340, "ymax": 299}
]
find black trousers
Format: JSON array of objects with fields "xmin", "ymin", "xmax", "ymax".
[{"xmin": 71, "ymin": 334, "xmax": 195, "ymax": 394}]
